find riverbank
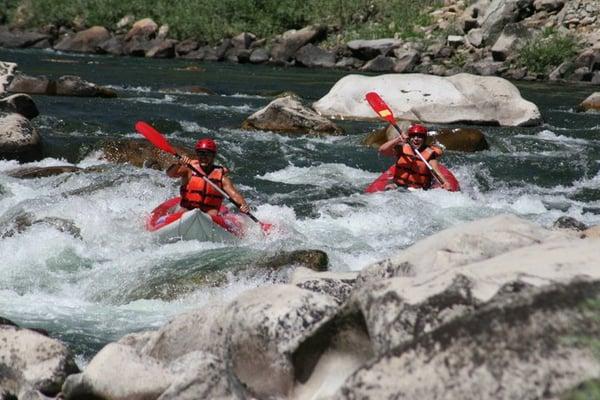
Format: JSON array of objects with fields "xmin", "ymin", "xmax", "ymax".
[{"xmin": 1, "ymin": 0, "xmax": 599, "ymax": 84}]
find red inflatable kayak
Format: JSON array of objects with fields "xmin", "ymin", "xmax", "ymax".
[
  {"xmin": 365, "ymin": 164, "xmax": 460, "ymax": 193},
  {"xmin": 147, "ymin": 197, "xmax": 244, "ymax": 242}
]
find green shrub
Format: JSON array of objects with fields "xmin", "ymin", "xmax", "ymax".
[
  {"xmin": 9, "ymin": 0, "xmax": 442, "ymax": 43},
  {"xmin": 517, "ymin": 28, "xmax": 580, "ymax": 74}
]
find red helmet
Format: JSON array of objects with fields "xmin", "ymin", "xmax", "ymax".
[
  {"xmin": 195, "ymin": 138, "xmax": 217, "ymax": 153},
  {"xmin": 407, "ymin": 124, "xmax": 428, "ymax": 137}
]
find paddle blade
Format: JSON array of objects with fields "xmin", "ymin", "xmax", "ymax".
[
  {"xmin": 135, "ymin": 121, "xmax": 177, "ymax": 155},
  {"xmin": 365, "ymin": 92, "xmax": 397, "ymax": 125}
]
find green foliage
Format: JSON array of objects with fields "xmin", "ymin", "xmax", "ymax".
[
  {"xmin": 562, "ymin": 379, "xmax": 600, "ymax": 400},
  {"xmin": 517, "ymin": 28, "xmax": 580, "ymax": 74},
  {"xmin": 8, "ymin": 0, "xmax": 442, "ymax": 43}
]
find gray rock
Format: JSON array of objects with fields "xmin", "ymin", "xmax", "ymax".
[
  {"xmin": 465, "ymin": 59, "xmax": 503, "ymax": 75},
  {"xmin": 0, "ymin": 112, "xmax": 41, "ymax": 156},
  {"xmin": 549, "ymin": 61, "xmax": 574, "ymax": 80},
  {"xmin": 62, "ymin": 343, "xmax": 171, "ymax": 400},
  {"xmin": 0, "ymin": 27, "xmax": 52, "ymax": 48},
  {"xmin": 491, "ymin": 23, "xmax": 531, "ymax": 61},
  {"xmin": 360, "ymin": 55, "xmax": 397, "ymax": 72},
  {"xmin": 466, "ymin": 28, "xmax": 484, "ymax": 47},
  {"xmin": 0, "ymin": 61, "xmax": 16, "ymax": 94},
  {"xmin": 0, "ymin": 325, "xmax": 79, "ymax": 398},
  {"xmin": 347, "ymin": 38, "xmax": 403, "ymax": 60},
  {"xmin": 242, "ymin": 95, "xmax": 343, "ymax": 135},
  {"xmin": 349, "ymin": 274, "xmax": 478, "ymax": 355},
  {"xmin": 231, "ymin": 32, "xmax": 256, "ymax": 49},
  {"xmin": 333, "ymin": 279, "xmax": 600, "ymax": 400},
  {"xmin": 335, "ymin": 57, "xmax": 364, "ymax": 69},
  {"xmin": 7, "ymin": 73, "xmax": 54, "ymax": 95},
  {"xmin": 270, "ymin": 25, "xmax": 326, "ymax": 63},
  {"xmin": 125, "ymin": 18, "xmax": 158, "ymax": 41},
  {"xmin": 223, "ymin": 285, "xmax": 340, "ymax": 398},
  {"xmin": 392, "ymin": 48, "xmax": 420, "ymax": 72},
  {"xmin": 123, "ymin": 36, "xmax": 155, "ymax": 57},
  {"xmin": 98, "ymin": 35, "xmax": 124, "ymax": 55},
  {"xmin": 534, "ymin": 0, "xmax": 565, "ymax": 12},
  {"xmin": 249, "ymin": 47, "xmax": 269, "ymax": 64},
  {"xmin": 175, "ymin": 39, "xmax": 199, "ymax": 56},
  {"xmin": 145, "ymin": 39, "xmax": 177, "ymax": 58},
  {"xmin": 159, "ymin": 351, "xmax": 244, "ymax": 400},
  {"xmin": 55, "ymin": 75, "xmax": 117, "ymax": 98},
  {"xmin": 480, "ymin": 0, "xmax": 535, "ymax": 45},
  {"xmin": 580, "ymin": 92, "xmax": 600, "ymax": 111},
  {"xmin": 295, "ymin": 44, "xmax": 336, "ymax": 68},
  {"xmin": 53, "ymin": 26, "xmax": 111, "ymax": 53},
  {"xmin": 0, "ymin": 93, "xmax": 38, "ymax": 119}
]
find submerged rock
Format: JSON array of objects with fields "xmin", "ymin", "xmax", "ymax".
[
  {"xmin": 313, "ymin": 73, "xmax": 542, "ymax": 126},
  {"xmin": 242, "ymin": 95, "xmax": 343, "ymax": 135},
  {"xmin": 6, "ymin": 165, "xmax": 82, "ymax": 179},
  {"xmin": 100, "ymin": 139, "xmax": 191, "ymax": 170},
  {"xmin": 0, "ymin": 93, "xmax": 39, "ymax": 119},
  {"xmin": 1, "ymin": 211, "xmax": 82, "ymax": 240}
]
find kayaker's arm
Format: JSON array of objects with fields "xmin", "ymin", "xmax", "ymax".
[
  {"xmin": 222, "ymin": 176, "xmax": 250, "ymax": 213},
  {"xmin": 379, "ymin": 133, "xmax": 408, "ymax": 157}
]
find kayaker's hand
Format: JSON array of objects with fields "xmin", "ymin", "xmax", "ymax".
[
  {"xmin": 179, "ymin": 155, "xmax": 193, "ymax": 166},
  {"xmin": 239, "ymin": 203, "xmax": 250, "ymax": 214}
]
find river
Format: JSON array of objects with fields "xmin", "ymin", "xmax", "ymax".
[{"xmin": 1, "ymin": 48, "xmax": 599, "ymax": 365}]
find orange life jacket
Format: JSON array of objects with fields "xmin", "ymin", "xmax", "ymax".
[
  {"xmin": 180, "ymin": 162, "xmax": 226, "ymax": 212},
  {"xmin": 394, "ymin": 144, "xmax": 443, "ymax": 189}
]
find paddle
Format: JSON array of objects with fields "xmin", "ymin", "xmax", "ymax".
[
  {"xmin": 135, "ymin": 121, "xmax": 271, "ymax": 230},
  {"xmin": 365, "ymin": 92, "xmax": 445, "ymax": 186}
]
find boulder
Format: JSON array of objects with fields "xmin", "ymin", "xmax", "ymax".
[
  {"xmin": 123, "ymin": 36, "xmax": 155, "ymax": 56},
  {"xmin": 249, "ymin": 48, "xmax": 269, "ymax": 64},
  {"xmin": 0, "ymin": 61, "xmax": 16, "ymax": 93},
  {"xmin": 346, "ymin": 38, "xmax": 403, "ymax": 60},
  {"xmin": 222, "ymin": 285, "xmax": 340, "ymax": 398},
  {"xmin": 313, "ymin": 73, "xmax": 542, "ymax": 126},
  {"xmin": 257, "ymin": 249, "xmax": 329, "ymax": 271},
  {"xmin": 534, "ymin": 0, "xmax": 565, "ymax": 12},
  {"xmin": 0, "ymin": 27, "xmax": 52, "ymax": 48},
  {"xmin": 356, "ymin": 214, "xmax": 572, "ymax": 288},
  {"xmin": 175, "ymin": 39, "xmax": 199, "ymax": 56},
  {"xmin": 392, "ymin": 48, "xmax": 420, "ymax": 72},
  {"xmin": 295, "ymin": 44, "xmax": 336, "ymax": 68},
  {"xmin": 145, "ymin": 39, "xmax": 177, "ymax": 58},
  {"xmin": 467, "ymin": 28, "xmax": 484, "ymax": 47},
  {"xmin": 0, "ymin": 211, "xmax": 82, "ymax": 240},
  {"xmin": 6, "ymin": 165, "xmax": 82, "ymax": 178},
  {"xmin": 580, "ymin": 92, "xmax": 600, "ymax": 111},
  {"xmin": 0, "ymin": 93, "xmax": 38, "ymax": 119},
  {"xmin": 55, "ymin": 75, "xmax": 117, "ymax": 98},
  {"xmin": 98, "ymin": 35, "xmax": 125, "ymax": 55},
  {"xmin": 0, "ymin": 112, "xmax": 41, "ymax": 157},
  {"xmin": 231, "ymin": 32, "xmax": 256, "ymax": 49},
  {"xmin": 553, "ymin": 216, "xmax": 587, "ymax": 231},
  {"xmin": 480, "ymin": 0, "xmax": 535, "ymax": 45},
  {"xmin": 53, "ymin": 26, "xmax": 111, "ymax": 53},
  {"xmin": 7, "ymin": 73, "xmax": 54, "ymax": 95},
  {"xmin": 270, "ymin": 25, "xmax": 327, "ymax": 63},
  {"xmin": 0, "ymin": 325, "xmax": 79, "ymax": 398},
  {"xmin": 333, "ymin": 279, "xmax": 600, "ymax": 400},
  {"xmin": 101, "ymin": 139, "xmax": 192, "ymax": 170},
  {"xmin": 62, "ymin": 343, "xmax": 172, "ymax": 400},
  {"xmin": 490, "ymin": 23, "xmax": 531, "ymax": 61},
  {"xmin": 125, "ymin": 17, "xmax": 158, "ymax": 41},
  {"xmin": 242, "ymin": 95, "xmax": 344, "ymax": 135},
  {"xmin": 360, "ymin": 55, "xmax": 398, "ymax": 72}
]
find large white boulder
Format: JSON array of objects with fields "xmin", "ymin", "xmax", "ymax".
[{"xmin": 313, "ymin": 73, "xmax": 542, "ymax": 126}]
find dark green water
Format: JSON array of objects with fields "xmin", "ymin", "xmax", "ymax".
[{"xmin": 1, "ymin": 48, "xmax": 599, "ymax": 362}]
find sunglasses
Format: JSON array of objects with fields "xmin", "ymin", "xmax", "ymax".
[{"xmin": 196, "ymin": 150, "xmax": 215, "ymax": 157}]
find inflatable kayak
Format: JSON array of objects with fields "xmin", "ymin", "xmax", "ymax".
[
  {"xmin": 147, "ymin": 197, "xmax": 244, "ymax": 243},
  {"xmin": 365, "ymin": 164, "xmax": 460, "ymax": 193}
]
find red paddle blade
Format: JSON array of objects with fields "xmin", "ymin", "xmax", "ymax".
[
  {"xmin": 365, "ymin": 92, "xmax": 397, "ymax": 125},
  {"xmin": 260, "ymin": 222, "xmax": 274, "ymax": 234},
  {"xmin": 135, "ymin": 121, "xmax": 177, "ymax": 155}
]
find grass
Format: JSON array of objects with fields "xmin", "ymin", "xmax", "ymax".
[
  {"xmin": 517, "ymin": 28, "xmax": 580, "ymax": 74},
  {"xmin": 3, "ymin": 0, "xmax": 442, "ymax": 43}
]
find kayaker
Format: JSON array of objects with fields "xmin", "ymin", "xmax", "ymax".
[
  {"xmin": 166, "ymin": 138, "xmax": 250, "ymax": 215},
  {"xmin": 378, "ymin": 123, "xmax": 451, "ymax": 190}
]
